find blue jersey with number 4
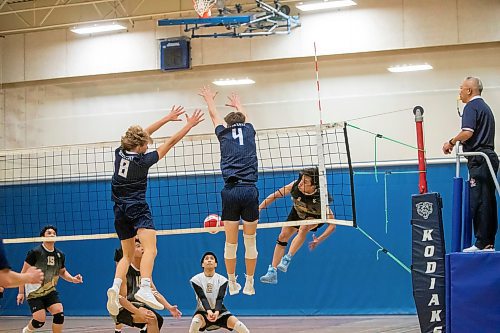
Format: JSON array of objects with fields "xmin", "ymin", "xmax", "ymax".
[
  {"xmin": 216, "ymin": 123, "xmax": 258, "ymax": 183},
  {"xmin": 111, "ymin": 148, "xmax": 159, "ymax": 204}
]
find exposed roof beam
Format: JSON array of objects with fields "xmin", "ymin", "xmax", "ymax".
[
  {"xmin": 0, "ymin": 9, "xmax": 193, "ymax": 35},
  {"xmin": 0, "ymin": 0, "xmax": 8, "ymax": 11},
  {"xmin": 7, "ymin": 3, "xmax": 32, "ymax": 27},
  {"xmin": 40, "ymin": 0, "xmax": 66, "ymax": 26},
  {"xmin": 0, "ymin": 0, "xmax": 117, "ymax": 16},
  {"xmin": 0, "ymin": 1, "xmax": 298, "ymax": 35}
]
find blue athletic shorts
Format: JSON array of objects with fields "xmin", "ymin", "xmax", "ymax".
[
  {"xmin": 221, "ymin": 183, "xmax": 259, "ymax": 222},
  {"xmin": 114, "ymin": 202, "xmax": 155, "ymax": 240}
]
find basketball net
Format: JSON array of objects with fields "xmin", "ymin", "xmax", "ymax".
[{"xmin": 192, "ymin": 0, "xmax": 216, "ymax": 18}]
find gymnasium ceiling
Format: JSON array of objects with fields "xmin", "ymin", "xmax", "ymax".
[{"xmin": 0, "ymin": 0, "xmax": 300, "ymax": 36}]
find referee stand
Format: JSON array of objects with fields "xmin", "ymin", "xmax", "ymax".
[{"xmin": 446, "ymin": 147, "xmax": 500, "ymax": 333}]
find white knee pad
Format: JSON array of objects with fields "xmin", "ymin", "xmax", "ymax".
[
  {"xmin": 234, "ymin": 321, "xmax": 250, "ymax": 333},
  {"xmin": 189, "ymin": 317, "xmax": 202, "ymax": 333},
  {"xmin": 243, "ymin": 233, "xmax": 258, "ymax": 259},
  {"xmin": 224, "ymin": 242, "xmax": 238, "ymax": 260}
]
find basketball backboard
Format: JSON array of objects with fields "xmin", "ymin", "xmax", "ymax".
[{"xmin": 158, "ymin": 0, "xmax": 300, "ymax": 38}]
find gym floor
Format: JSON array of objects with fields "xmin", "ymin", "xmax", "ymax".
[{"xmin": 0, "ymin": 315, "xmax": 420, "ymax": 332}]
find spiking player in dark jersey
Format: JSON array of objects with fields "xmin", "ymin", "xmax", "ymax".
[
  {"xmin": 17, "ymin": 225, "xmax": 83, "ymax": 333},
  {"xmin": 199, "ymin": 86, "xmax": 259, "ymax": 296},
  {"xmin": 112, "ymin": 238, "xmax": 182, "ymax": 333},
  {"xmin": 259, "ymin": 167, "xmax": 336, "ymax": 284},
  {"xmin": 107, "ymin": 106, "xmax": 204, "ymax": 316},
  {"xmin": 189, "ymin": 252, "xmax": 250, "ymax": 333},
  {"xmin": 0, "ymin": 239, "xmax": 43, "ymax": 289}
]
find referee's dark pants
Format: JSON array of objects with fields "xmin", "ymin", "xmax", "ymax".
[{"xmin": 467, "ymin": 149, "xmax": 499, "ymax": 249}]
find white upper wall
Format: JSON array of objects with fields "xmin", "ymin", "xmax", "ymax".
[
  {"xmin": 0, "ymin": 0, "xmax": 499, "ymax": 163},
  {"xmin": 1, "ymin": 0, "xmax": 499, "ymax": 83},
  {"xmin": 2, "ymin": 44, "xmax": 499, "ymax": 163}
]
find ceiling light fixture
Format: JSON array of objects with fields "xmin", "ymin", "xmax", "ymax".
[
  {"xmin": 387, "ymin": 64, "xmax": 433, "ymax": 73},
  {"xmin": 70, "ymin": 23, "xmax": 127, "ymax": 35},
  {"xmin": 212, "ymin": 78, "xmax": 256, "ymax": 86},
  {"xmin": 296, "ymin": 0, "xmax": 357, "ymax": 12}
]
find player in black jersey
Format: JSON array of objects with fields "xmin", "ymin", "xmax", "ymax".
[
  {"xmin": 259, "ymin": 167, "xmax": 336, "ymax": 284},
  {"xmin": 17, "ymin": 225, "xmax": 83, "ymax": 333},
  {"xmin": 199, "ymin": 86, "xmax": 259, "ymax": 296},
  {"xmin": 112, "ymin": 238, "xmax": 182, "ymax": 333},
  {"xmin": 107, "ymin": 106, "xmax": 204, "ymax": 315},
  {"xmin": 0, "ymin": 238, "xmax": 44, "ymax": 288}
]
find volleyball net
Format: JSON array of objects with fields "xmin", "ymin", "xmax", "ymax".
[{"xmin": 0, "ymin": 122, "xmax": 355, "ymax": 243}]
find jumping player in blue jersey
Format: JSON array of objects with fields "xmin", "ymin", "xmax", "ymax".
[
  {"xmin": 107, "ymin": 106, "xmax": 204, "ymax": 316},
  {"xmin": 199, "ymin": 86, "xmax": 259, "ymax": 296}
]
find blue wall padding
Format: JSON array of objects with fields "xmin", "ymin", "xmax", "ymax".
[
  {"xmin": 445, "ymin": 252, "xmax": 500, "ymax": 333},
  {"xmin": 462, "ymin": 181, "xmax": 472, "ymax": 249},
  {"xmin": 451, "ymin": 178, "xmax": 463, "ymax": 252},
  {"xmin": 1, "ymin": 163, "xmax": 499, "ymax": 316}
]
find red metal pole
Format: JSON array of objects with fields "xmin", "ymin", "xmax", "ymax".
[{"xmin": 413, "ymin": 106, "xmax": 428, "ymax": 194}]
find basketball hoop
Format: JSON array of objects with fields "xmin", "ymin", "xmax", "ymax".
[{"xmin": 192, "ymin": 0, "xmax": 216, "ymax": 18}]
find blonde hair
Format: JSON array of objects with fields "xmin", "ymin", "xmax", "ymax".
[{"xmin": 121, "ymin": 125, "xmax": 152, "ymax": 151}]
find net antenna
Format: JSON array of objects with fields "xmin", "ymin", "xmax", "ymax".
[{"xmin": 193, "ymin": 0, "xmax": 217, "ymax": 18}]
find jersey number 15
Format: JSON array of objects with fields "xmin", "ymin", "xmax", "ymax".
[{"xmin": 232, "ymin": 128, "xmax": 244, "ymax": 146}]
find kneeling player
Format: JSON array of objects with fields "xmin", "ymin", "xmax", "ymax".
[{"xmin": 189, "ymin": 252, "xmax": 249, "ymax": 333}]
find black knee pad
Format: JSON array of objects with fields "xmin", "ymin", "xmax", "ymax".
[
  {"xmin": 276, "ymin": 239, "xmax": 288, "ymax": 247},
  {"xmin": 31, "ymin": 319, "xmax": 45, "ymax": 328},
  {"xmin": 53, "ymin": 312, "xmax": 64, "ymax": 324}
]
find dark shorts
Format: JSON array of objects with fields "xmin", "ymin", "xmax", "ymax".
[
  {"xmin": 221, "ymin": 183, "xmax": 259, "ymax": 222},
  {"xmin": 114, "ymin": 202, "xmax": 155, "ymax": 240},
  {"xmin": 287, "ymin": 207, "xmax": 324, "ymax": 232},
  {"xmin": 27, "ymin": 290, "xmax": 61, "ymax": 313},
  {"xmin": 195, "ymin": 310, "xmax": 233, "ymax": 331},
  {"xmin": 116, "ymin": 303, "xmax": 163, "ymax": 329}
]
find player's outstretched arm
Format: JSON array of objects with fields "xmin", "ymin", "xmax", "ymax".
[
  {"xmin": 145, "ymin": 105, "xmax": 186, "ymax": 136},
  {"xmin": 151, "ymin": 282, "xmax": 182, "ymax": 318},
  {"xmin": 1, "ymin": 266, "xmax": 43, "ymax": 290},
  {"xmin": 191, "ymin": 282, "xmax": 212, "ymax": 312},
  {"xmin": 199, "ymin": 86, "xmax": 223, "ymax": 127},
  {"xmin": 59, "ymin": 268, "xmax": 83, "ymax": 284},
  {"xmin": 309, "ymin": 208, "xmax": 336, "ymax": 251},
  {"xmin": 259, "ymin": 182, "xmax": 294, "ymax": 211},
  {"xmin": 225, "ymin": 93, "xmax": 248, "ymax": 121},
  {"xmin": 156, "ymin": 109, "xmax": 204, "ymax": 159},
  {"xmin": 214, "ymin": 281, "xmax": 227, "ymax": 314},
  {"xmin": 15, "ymin": 263, "xmax": 43, "ymax": 304}
]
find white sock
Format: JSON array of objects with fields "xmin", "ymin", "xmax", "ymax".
[
  {"xmin": 189, "ymin": 317, "xmax": 202, "ymax": 333},
  {"xmin": 233, "ymin": 321, "xmax": 250, "ymax": 333},
  {"xmin": 23, "ymin": 326, "xmax": 35, "ymax": 333},
  {"xmin": 112, "ymin": 278, "xmax": 122, "ymax": 289},
  {"xmin": 228, "ymin": 273, "xmax": 236, "ymax": 282},
  {"xmin": 246, "ymin": 275, "xmax": 254, "ymax": 280},
  {"xmin": 140, "ymin": 278, "xmax": 152, "ymax": 288}
]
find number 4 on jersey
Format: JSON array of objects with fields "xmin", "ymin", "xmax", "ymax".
[{"xmin": 232, "ymin": 128, "xmax": 244, "ymax": 146}]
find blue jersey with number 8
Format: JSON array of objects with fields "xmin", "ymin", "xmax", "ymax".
[
  {"xmin": 111, "ymin": 148, "xmax": 159, "ymax": 204},
  {"xmin": 215, "ymin": 123, "xmax": 258, "ymax": 183}
]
